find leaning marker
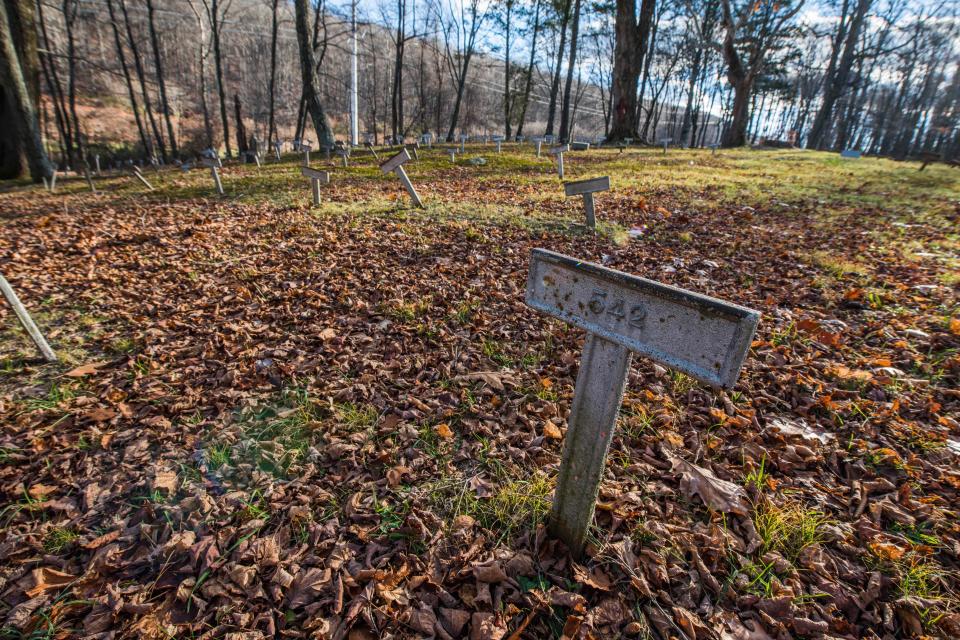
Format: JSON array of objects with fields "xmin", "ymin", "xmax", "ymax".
[
  {"xmin": 525, "ymin": 249, "xmax": 759, "ymax": 557},
  {"xmin": 0, "ymin": 274, "xmax": 57, "ymax": 362},
  {"xmin": 380, "ymin": 148, "xmax": 423, "ymax": 208}
]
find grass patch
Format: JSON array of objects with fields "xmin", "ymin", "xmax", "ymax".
[
  {"xmin": 43, "ymin": 527, "xmax": 79, "ymax": 553},
  {"xmin": 753, "ymin": 499, "xmax": 829, "ymax": 563}
]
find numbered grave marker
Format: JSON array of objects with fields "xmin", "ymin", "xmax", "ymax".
[
  {"xmin": 459, "ymin": 134, "xmax": 467, "ymax": 154},
  {"xmin": 448, "ymin": 149, "xmax": 457, "ymax": 163},
  {"xmin": 301, "ymin": 166, "xmax": 330, "ymax": 206},
  {"xmin": 201, "ymin": 158, "xmax": 224, "ymax": 195},
  {"xmin": 408, "ymin": 141, "xmax": 420, "ymax": 161},
  {"xmin": 571, "ymin": 141, "xmax": 590, "ymax": 151},
  {"xmin": 660, "ymin": 138, "xmax": 672, "ymax": 154},
  {"xmin": 301, "ymin": 142, "xmax": 312, "ymax": 166},
  {"xmin": 708, "ymin": 143, "xmax": 719, "ymax": 155},
  {"xmin": 536, "ymin": 139, "xmax": 543, "ymax": 158},
  {"xmin": 0, "ymin": 274, "xmax": 57, "ymax": 362},
  {"xmin": 525, "ymin": 249, "xmax": 759, "ymax": 557},
  {"xmin": 337, "ymin": 148, "xmax": 349, "ymax": 167},
  {"xmin": 274, "ymin": 140, "xmax": 283, "ymax": 161},
  {"xmin": 365, "ymin": 142, "xmax": 380, "ymax": 161},
  {"xmin": 550, "ymin": 144, "xmax": 570, "ymax": 179},
  {"xmin": 131, "ymin": 166, "xmax": 153, "ymax": 191},
  {"xmin": 564, "ymin": 176, "xmax": 610, "ymax": 230},
  {"xmin": 94, "ymin": 154, "xmax": 101, "ymax": 176},
  {"xmin": 380, "ymin": 148, "xmax": 423, "ymax": 208},
  {"xmin": 840, "ymin": 149, "xmax": 861, "ymax": 159}
]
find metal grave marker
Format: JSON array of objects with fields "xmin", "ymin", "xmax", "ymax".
[
  {"xmin": 380, "ymin": 148, "xmax": 423, "ymax": 208},
  {"xmin": 564, "ymin": 176, "xmax": 610, "ymax": 230},
  {"xmin": 660, "ymin": 138, "xmax": 672, "ymax": 154},
  {"xmin": 840, "ymin": 149, "xmax": 861, "ymax": 159},
  {"xmin": 274, "ymin": 140, "xmax": 283, "ymax": 161},
  {"xmin": 536, "ymin": 139, "xmax": 543, "ymax": 158},
  {"xmin": 525, "ymin": 249, "xmax": 759, "ymax": 557},
  {"xmin": 571, "ymin": 141, "xmax": 590, "ymax": 151},
  {"xmin": 708, "ymin": 143, "xmax": 719, "ymax": 155},
  {"xmin": 550, "ymin": 144, "xmax": 570, "ymax": 179},
  {"xmin": 365, "ymin": 142, "xmax": 380, "ymax": 161},
  {"xmin": 459, "ymin": 134, "xmax": 467, "ymax": 154},
  {"xmin": 94, "ymin": 154, "xmax": 101, "ymax": 176},
  {"xmin": 408, "ymin": 141, "xmax": 420, "ymax": 161},
  {"xmin": 448, "ymin": 148, "xmax": 457, "ymax": 163},
  {"xmin": 301, "ymin": 142, "xmax": 312, "ymax": 166},
  {"xmin": 301, "ymin": 166, "xmax": 330, "ymax": 206},
  {"xmin": 421, "ymin": 133, "xmax": 433, "ymax": 148},
  {"xmin": 201, "ymin": 158, "xmax": 224, "ymax": 195},
  {"xmin": 0, "ymin": 274, "xmax": 57, "ymax": 362},
  {"xmin": 337, "ymin": 147, "xmax": 349, "ymax": 167}
]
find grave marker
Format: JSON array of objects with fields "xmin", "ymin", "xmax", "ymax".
[
  {"xmin": 564, "ymin": 176, "xmax": 610, "ymax": 230},
  {"xmin": 840, "ymin": 149, "xmax": 861, "ymax": 159},
  {"xmin": 274, "ymin": 140, "xmax": 283, "ymax": 161},
  {"xmin": 448, "ymin": 148, "xmax": 457, "ymax": 163},
  {"xmin": 201, "ymin": 158, "xmax": 224, "ymax": 195},
  {"xmin": 525, "ymin": 249, "xmax": 759, "ymax": 557},
  {"xmin": 708, "ymin": 143, "xmax": 719, "ymax": 155},
  {"xmin": 380, "ymin": 148, "xmax": 423, "ymax": 208},
  {"xmin": 94, "ymin": 154, "xmax": 101, "ymax": 176},
  {"xmin": 301, "ymin": 166, "xmax": 329, "ymax": 206},
  {"xmin": 365, "ymin": 142, "xmax": 380, "ymax": 160},
  {"xmin": 571, "ymin": 141, "xmax": 590, "ymax": 151},
  {"xmin": 337, "ymin": 147, "xmax": 349, "ymax": 167},
  {"xmin": 0, "ymin": 274, "xmax": 57, "ymax": 362},
  {"xmin": 536, "ymin": 139, "xmax": 543, "ymax": 158},
  {"xmin": 301, "ymin": 142, "xmax": 312, "ymax": 166},
  {"xmin": 131, "ymin": 166, "xmax": 153, "ymax": 190},
  {"xmin": 660, "ymin": 138, "xmax": 672, "ymax": 154},
  {"xmin": 408, "ymin": 141, "xmax": 420, "ymax": 161},
  {"xmin": 459, "ymin": 134, "xmax": 467, "ymax": 154},
  {"xmin": 550, "ymin": 144, "xmax": 570, "ymax": 179}
]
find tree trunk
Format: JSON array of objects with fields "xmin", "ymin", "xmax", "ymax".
[
  {"xmin": 0, "ymin": 0, "xmax": 52, "ymax": 180},
  {"xmin": 211, "ymin": 0, "xmax": 231, "ymax": 156},
  {"xmin": 723, "ymin": 77, "xmax": 752, "ymax": 147},
  {"xmin": 607, "ymin": 0, "xmax": 655, "ymax": 140},
  {"xmin": 146, "ymin": 0, "xmax": 177, "ymax": 157},
  {"xmin": 515, "ymin": 0, "xmax": 541, "ymax": 137},
  {"xmin": 445, "ymin": 49, "xmax": 474, "ymax": 142},
  {"xmin": 503, "ymin": 0, "xmax": 513, "ymax": 138},
  {"xmin": 121, "ymin": 0, "xmax": 165, "ymax": 160},
  {"xmin": 234, "ymin": 93, "xmax": 249, "ymax": 155},
  {"xmin": 267, "ymin": 0, "xmax": 279, "ymax": 144},
  {"xmin": 558, "ymin": 0, "xmax": 581, "ymax": 143},
  {"xmin": 807, "ymin": 0, "xmax": 870, "ymax": 149},
  {"xmin": 294, "ymin": 0, "xmax": 334, "ymax": 147},
  {"xmin": 544, "ymin": 0, "xmax": 569, "ymax": 137},
  {"xmin": 106, "ymin": 0, "xmax": 150, "ymax": 156}
]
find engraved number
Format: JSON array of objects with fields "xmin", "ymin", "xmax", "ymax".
[
  {"xmin": 629, "ymin": 304, "xmax": 646, "ymax": 329},
  {"xmin": 606, "ymin": 298, "xmax": 625, "ymax": 319},
  {"xmin": 588, "ymin": 289, "xmax": 607, "ymax": 314}
]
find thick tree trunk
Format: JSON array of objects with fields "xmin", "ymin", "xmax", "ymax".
[
  {"xmin": 145, "ymin": 0, "xmax": 177, "ymax": 157},
  {"xmin": 445, "ymin": 50, "xmax": 474, "ymax": 142},
  {"xmin": 106, "ymin": 0, "xmax": 150, "ymax": 155},
  {"xmin": 723, "ymin": 77, "xmax": 752, "ymax": 147},
  {"xmin": 234, "ymin": 93, "xmax": 248, "ymax": 155},
  {"xmin": 0, "ymin": 0, "xmax": 52, "ymax": 180},
  {"xmin": 558, "ymin": 0, "xmax": 581, "ymax": 143},
  {"xmin": 607, "ymin": 0, "xmax": 655, "ymax": 141},
  {"xmin": 515, "ymin": 0, "xmax": 541, "ymax": 137},
  {"xmin": 503, "ymin": 0, "xmax": 513, "ymax": 138},
  {"xmin": 294, "ymin": 0, "xmax": 334, "ymax": 147}
]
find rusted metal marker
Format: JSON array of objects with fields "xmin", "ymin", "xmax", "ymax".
[
  {"xmin": 525, "ymin": 249, "xmax": 759, "ymax": 557},
  {"xmin": 380, "ymin": 148, "xmax": 423, "ymax": 208},
  {"xmin": 550, "ymin": 144, "xmax": 570, "ymax": 179},
  {"xmin": 0, "ymin": 274, "xmax": 57, "ymax": 362},
  {"xmin": 301, "ymin": 167, "xmax": 329, "ymax": 206},
  {"xmin": 201, "ymin": 158, "xmax": 224, "ymax": 195},
  {"xmin": 564, "ymin": 176, "xmax": 610, "ymax": 230}
]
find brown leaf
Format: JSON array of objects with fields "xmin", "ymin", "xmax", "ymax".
[
  {"xmin": 668, "ymin": 453, "xmax": 749, "ymax": 516},
  {"xmin": 26, "ymin": 568, "xmax": 76, "ymax": 597},
  {"xmin": 64, "ymin": 362, "xmax": 105, "ymax": 377}
]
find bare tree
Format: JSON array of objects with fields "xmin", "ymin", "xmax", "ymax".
[
  {"xmin": 607, "ymin": 0, "xmax": 655, "ymax": 140},
  {"xmin": 557, "ymin": 0, "xmax": 580, "ymax": 141},
  {"xmin": 435, "ymin": 0, "xmax": 487, "ymax": 141},
  {"xmin": 146, "ymin": 0, "xmax": 178, "ymax": 156},
  {"xmin": 294, "ymin": 0, "xmax": 335, "ymax": 146}
]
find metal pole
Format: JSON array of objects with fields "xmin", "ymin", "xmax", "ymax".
[{"xmin": 394, "ymin": 165, "xmax": 423, "ymax": 208}]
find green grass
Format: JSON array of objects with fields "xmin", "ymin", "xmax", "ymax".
[
  {"xmin": 43, "ymin": 527, "xmax": 79, "ymax": 553},
  {"xmin": 753, "ymin": 499, "xmax": 829, "ymax": 563}
]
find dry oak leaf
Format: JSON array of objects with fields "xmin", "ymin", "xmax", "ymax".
[
  {"xmin": 668, "ymin": 453, "xmax": 749, "ymax": 516},
  {"xmin": 435, "ymin": 423, "xmax": 453, "ymax": 439},
  {"xmin": 543, "ymin": 420, "xmax": 563, "ymax": 440},
  {"xmin": 152, "ymin": 469, "xmax": 178, "ymax": 493},
  {"xmin": 64, "ymin": 362, "xmax": 106, "ymax": 377},
  {"xmin": 26, "ymin": 567, "xmax": 76, "ymax": 597},
  {"xmin": 470, "ymin": 612, "xmax": 507, "ymax": 640}
]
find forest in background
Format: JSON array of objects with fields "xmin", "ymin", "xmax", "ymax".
[{"xmin": 0, "ymin": 0, "xmax": 958, "ymax": 176}]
